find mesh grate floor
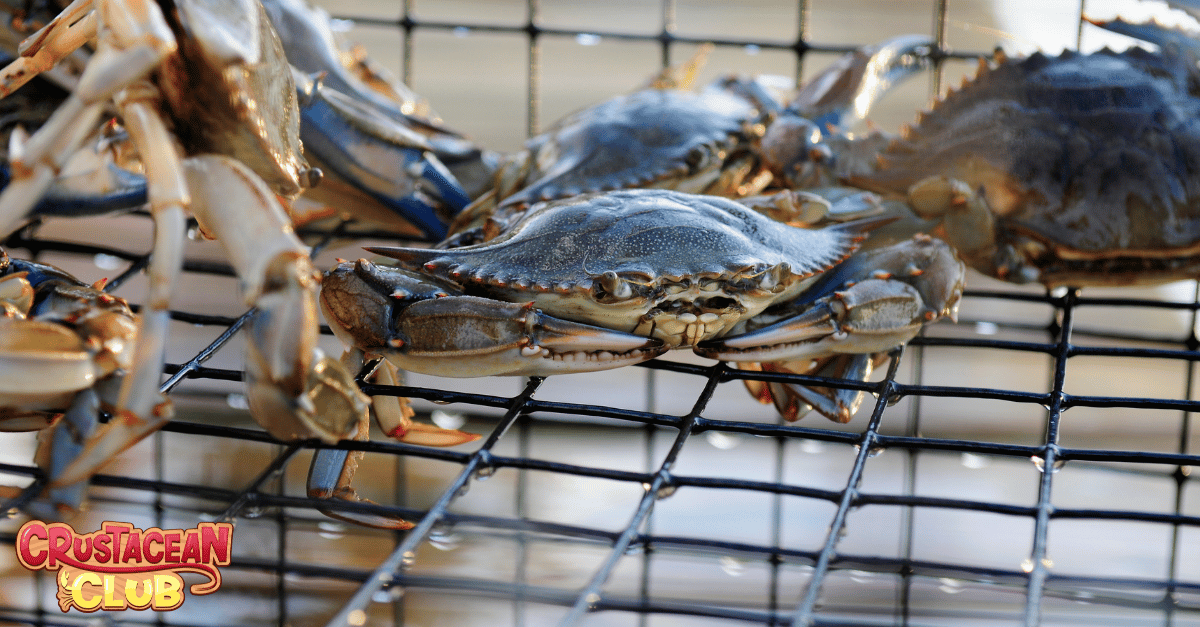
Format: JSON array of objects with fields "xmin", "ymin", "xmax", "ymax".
[{"xmin": 3, "ymin": 1, "xmax": 1200, "ymax": 626}]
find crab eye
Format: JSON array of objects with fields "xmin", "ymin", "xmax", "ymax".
[
  {"xmin": 594, "ymin": 271, "xmax": 634, "ymax": 302},
  {"xmin": 685, "ymin": 145, "xmax": 713, "ymax": 171}
]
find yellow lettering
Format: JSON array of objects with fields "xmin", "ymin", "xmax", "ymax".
[
  {"xmin": 125, "ymin": 577, "xmax": 154, "ymax": 609},
  {"xmin": 153, "ymin": 574, "xmax": 183, "ymax": 610},
  {"xmin": 102, "ymin": 574, "xmax": 127, "ymax": 610},
  {"xmin": 69, "ymin": 572, "xmax": 102, "ymax": 611}
]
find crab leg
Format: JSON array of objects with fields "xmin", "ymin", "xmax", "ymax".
[
  {"xmin": 698, "ymin": 235, "xmax": 963, "ymax": 362},
  {"xmin": 745, "ymin": 354, "xmax": 878, "ymax": 423},
  {"xmin": 306, "ymin": 356, "xmax": 478, "ymax": 530},
  {"xmin": 0, "ymin": 0, "xmax": 174, "ymax": 235},
  {"xmin": 0, "ymin": 0, "xmax": 96, "ymax": 97},
  {"xmin": 696, "ymin": 235, "xmax": 964, "ymax": 422},
  {"xmin": 52, "ymin": 85, "xmax": 184, "ymax": 486},
  {"xmin": 180, "ymin": 154, "xmax": 367, "ymax": 443}
]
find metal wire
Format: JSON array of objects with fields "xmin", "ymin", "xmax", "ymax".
[{"xmin": 2, "ymin": 1, "xmax": 1200, "ymax": 626}]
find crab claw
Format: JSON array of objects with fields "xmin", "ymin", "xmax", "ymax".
[
  {"xmin": 698, "ymin": 235, "xmax": 963, "ymax": 362},
  {"xmin": 697, "ymin": 235, "xmax": 964, "ymax": 422},
  {"xmin": 320, "ymin": 258, "xmax": 667, "ymax": 378},
  {"xmin": 180, "ymin": 155, "xmax": 367, "ymax": 443}
]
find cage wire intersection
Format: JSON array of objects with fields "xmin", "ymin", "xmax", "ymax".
[{"xmin": 2, "ymin": 0, "xmax": 1200, "ymax": 626}]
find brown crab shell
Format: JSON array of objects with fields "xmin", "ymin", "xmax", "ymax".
[
  {"xmin": 852, "ymin": 48, "xmax": 1200, "ymax": 285},
  {"xmin": 158, "ymin": 0, "xmax": 310, "ymax": 198}
]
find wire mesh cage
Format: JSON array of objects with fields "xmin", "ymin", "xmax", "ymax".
[{"xmin": 3, "ymin": 0, "xmax": 1200, "ymax": 626}]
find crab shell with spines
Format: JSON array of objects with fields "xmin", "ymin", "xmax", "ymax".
[
  {"xmin": 445, "ymin": 35, "xmax": 934, "ymax": 247},
  {"xmin": 321, "ymin": 189, "xmax": 897, "ymax": 378},
  {"xmin": 849, "ymin": 25, "xmax": 1200, "ymax": 287}
]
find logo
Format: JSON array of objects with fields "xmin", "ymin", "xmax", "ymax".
[{"xmin": 16, "ymin": 520, "xmax": 232, "ymax": 612}]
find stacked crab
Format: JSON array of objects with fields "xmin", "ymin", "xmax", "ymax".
[{"xmin": 3, "ymin": 0, "xmax": 1200, "ymax": 529}]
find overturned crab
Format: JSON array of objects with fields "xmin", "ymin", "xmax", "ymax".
[
  {"xmin": 0, "ymin": 0, "xmax": 478, "ymax": 529},
  {"xmin": 322, "ymin": 188, "xmax": 964, "ymax": 423},
  {"xmin": 843, "ymin": 18, "xmax": 1200, "ymax": 287},
  {"xmin": 446, "ymin": 35, "xmax": 933, "ymax": 247}
]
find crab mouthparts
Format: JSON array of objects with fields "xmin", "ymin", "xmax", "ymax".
[{"xmin": 637, "ymin": 297, "xmax": 745, "ymax": 347}]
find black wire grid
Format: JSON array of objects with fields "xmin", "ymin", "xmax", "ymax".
[{"xmin": 3, "ymin": 1, "xmax": 1200, "ymax": 626}]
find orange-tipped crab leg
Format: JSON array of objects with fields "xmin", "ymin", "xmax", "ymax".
[{"xmin": 306, "ymin": 355, "xmax": 479, "ymax": 530}]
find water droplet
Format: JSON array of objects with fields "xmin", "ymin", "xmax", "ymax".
[
  {"xmin": 641, "ymin": 482, "xmax": 653, "ymax": 492},
  {"xmin": 186, "ymin": 227, "xmax": 203, "ymax": 241},
  {"xmin": 4, "ymin": 507, "xmax": 19, "ymax": 519},
  {"xmin": 974, "ymin": 321, "xmax": 999, "ymax": 335},
  {"xmin": 705, "ymin": 431, "xmax": 741, "ymax": 450},
  {"xmin": 473, "ymin": 466, "xmax": 495, "ymax": 481},
  {"xmin": 226, "ymin": 393, "xmax": 249, "ymax": 410},
  {"xmin": 1031, "ymin": 456, "xmax": 1064, "ymax": 473},
  {"xmin": 431, "ymin": 399, "xmax": 451, "ymax": 405},
  {"xmin": 961, "ymin": 452, "xmax": 991, "ymax": 469},
  {"xmin": 1074, "ymin": 590, "xmax": 1094, "ymax": 604},
  {"xmin": 92, "ymin": 253, "xmax": 122, "ymax": 270},
  {"xmin": 428, "ymin": 528, "xmax": 461, "ymax": 551},
  {"xmin": 372, "ymin": 589, "xmax": 392, "ymax": 603},
  {"xmin": 400, "ymin": 550, "xmax": 417, "ymax": 568},
  {"xmin": 347, "ymin": 609, "xmax": 367, "ymax": 626},
  {"xmin": 431, "ymin": 409, "xmax": 466, "ymax": 430},
  {"xmin": 938, "ymin": 578, "xmax": 965, "ymax": 594},
  {"xmin": 799, "ymin": 439, "xmax": 825, "ymax": 454},
  {"xmin": 243, "ymin": 504, "xmax": 264, "ymax": 519},
  {"xmin": 623, "ymin": 544, "xmax": 644, "ymax": 556},
  {"xmin": 1019, "ymin": 557, "xmax": 1053, "ymax": 573},
  {"xmin": 585, "ymin": 592, "xmax": 601, "ymax": 607},
  {"xmin": 318, "ymin": 521, "xmax": 346, "ymax": 540},
  {"xmin": 655, "ymin": 485, "xmax": 676, "ymax": 500},
  {"xmin": 575, "ymin": 33, "xmax": 601, "ymax": 46},
  {"xmin": 455, "ymin": 484, "xmax": 470, "ymax": 497},
  {"xmin": 848, "ymin": 570, "xmax": 874, "ymax": 584},
  {"xmin": 854, "ymin": 444, "xmax": 886, "ymax": 458},
  {"xmin": 719, "ymin": 556, "xmax": 745, "ymax": 577},
  {"xmin": 743, "ymin": 44, "xmax": 761, "ymax": 55},
  {"xmin": 453, "ymin": 26, "xmax": 470, "ymax": 37}
]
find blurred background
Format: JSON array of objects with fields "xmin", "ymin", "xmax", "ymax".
[{"xmin": 3, "ymin": 0, "xmax": 1200, "ymax": 625}]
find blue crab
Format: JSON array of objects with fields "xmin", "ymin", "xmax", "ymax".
[
  {"xmin": 0, "ymin": 0, "xmax": 476, "ymax": 529},
  {"xmin": 445, "ymin": 35, "xmax": 933, "ymax": 247},
  {"xmin": 0, "ymin": 250, "xmax": 137, "ymax": 515},
  {"xmin": 321, "ymin": 189, "xmax": 964, "ymax": 424},
  {"xmin": 842, "ymin": 17, "xmax": 1200, "ymax": 287},
  {"xmin": 261, "ymin": 0, "xmax": 491, "ymax": 239}
]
